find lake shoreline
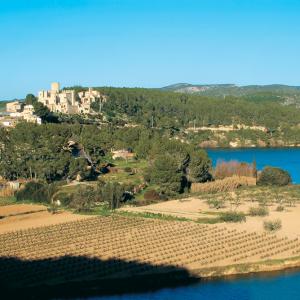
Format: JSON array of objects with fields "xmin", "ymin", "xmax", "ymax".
[
  {"xmin": 4, "ymin": 256, "xmax": 300, "ymax": 299},
  {"xmin": 204, "ymin": 145, "xmax": 300, "ymax": 150},
  {"xmin": 194, "ymin": 256, "xmax": 300, "ymax": 279},
  {"xmin": 206, "ymin": 147, "xmax": 300, "ymax": 183}
]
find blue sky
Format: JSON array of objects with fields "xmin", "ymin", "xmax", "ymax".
[{"xmin": 1, "ymin": 0, "xmax": 300, "ymax": 99}]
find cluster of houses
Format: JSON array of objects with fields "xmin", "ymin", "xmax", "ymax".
[
  {"xmin": 38, "ymin": 82, "xmax": 106, "ymax": 114},
  {"xmin": 3, "ymin": 102, "xmax": 42, "ymax": 127},
  {"xmin": 1, "ymin": 82, "xmax": 106, "ymax": 127}
]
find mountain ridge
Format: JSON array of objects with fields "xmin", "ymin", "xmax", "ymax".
[
  {"xmin": 161, "ymin": 83, "xmax": 300, "ymax": 91},
  {"xmin": 160, "ymin": 83, "xmax": 300, "ymax": 105}
]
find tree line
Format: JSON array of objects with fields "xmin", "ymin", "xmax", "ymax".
[{"xmin": 0, "ymin": 123, "xmax": 212, "ymax": 196}]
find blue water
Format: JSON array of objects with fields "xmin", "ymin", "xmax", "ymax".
[
  {"xmin": 207, "ymin": 148, "xmax": 300, "ymax": 184},
  {"xmin": 82, "ymin": 270, "xmax": 300, "ymax": 300}
]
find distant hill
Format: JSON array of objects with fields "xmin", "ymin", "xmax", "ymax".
[
  {"xmin": 161, "ymin": 83, "xmax": 300, "ymax": 105},
  {"xmin": 162, "ymin": 83, "xmax": 235, "ymax": 94}
]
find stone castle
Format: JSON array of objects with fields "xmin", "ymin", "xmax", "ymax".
[
  {"xmin": 38, "ymin": 82, "xmax": 105, "ymax": 114},
  {"xmin": 2, "ymin": 82, "xmax": 105, "ymax": 127}
]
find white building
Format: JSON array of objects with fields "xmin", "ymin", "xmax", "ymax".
[
  {"xmin": 4, "ymin": 103, "xmax": 41, "ymax": 126},
  {"xmin": 6, "ymin": 101, "xmax": 23, "ymax": 113}
]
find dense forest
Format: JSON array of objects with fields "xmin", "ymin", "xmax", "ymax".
[{"xmin": 93, "ymin": 87, "xmax": 300, "ymax": 129}]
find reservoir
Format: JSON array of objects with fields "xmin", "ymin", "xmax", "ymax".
[
  {"xmin": 83, "ymin": 269, "xmax": 300, "ymax": 300},
  {"xmin": 207, "ymin": 148, "xmax": 300, "ymax": 184}
]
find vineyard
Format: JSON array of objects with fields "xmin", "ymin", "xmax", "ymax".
[{"xmin": 1, "ymin": 215, "xmax": 300, "ymax": 291}]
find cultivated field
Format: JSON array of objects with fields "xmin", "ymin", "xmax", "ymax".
[
  {"xmin": 0, "ymin": 204, "xmax": 89, "ymax": 234},
  {"xmin": 1, "ymin": 215, "xmax": 300, "ymax": 290}
]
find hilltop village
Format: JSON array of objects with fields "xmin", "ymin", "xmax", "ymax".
[{"xmin": 1, "ymin": 82, "xmax": 105, "ymax": 127}]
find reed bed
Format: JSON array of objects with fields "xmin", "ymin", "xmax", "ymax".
[
  {"xmin": 191, "ymin": 176, "xmax": 256, "ymax": 194},
  {"xmin": 214, "ymin": 160, "xmax": 256, "ymax": 179},
  {"xmin": 0, "ymin": 187, "xmax": 14, "ymax": 197}
]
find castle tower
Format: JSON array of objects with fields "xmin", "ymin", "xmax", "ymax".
[{"xmin": 51, "ymin": 82, "xmax": 60, "ymax": 92}]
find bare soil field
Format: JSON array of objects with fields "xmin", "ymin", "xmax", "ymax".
[
  {"xmin": 0, "ymin": 204, "xmax": 46, "ymax": 217},
  {"xmin": 120, "ymin": 197, "xmax": 212, "ymax": 220},
  {"xmin": 121, "ymin": 186, "xmax": 300, "ymax": 239},
  {"xmin": 0, "ymin": 204, "xmax": 89, "ymax": 234},
  {"xmin": 221, "ymin": 207, "xmax": 300, "ymax": 239}
]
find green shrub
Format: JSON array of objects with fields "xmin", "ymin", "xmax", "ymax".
[
  {"xmin": 219, "ymin": 211, "xmax": 246, "ymax": 223},
  {"xmin": 144, "ymin": 154, "xmax": 184, "ymax": 195},
  {"xmin": 15, "ymin": 181, "xmax": 57, "ymax": 203},
  {"xmin": 55, "ymin": 192, "xmax": 73, "ymax": 206},
  {"xmin": 124, "ymin": 167, "xmax": 133, "ymax": 173},
  {"xmin": 286, "ymin": 198, "xmax": 296, "ymax": 207},
  {"xmin": 68, "ymin": 182, "xmax": 127, "ymax": 212},
  {"xmin": 263, "ymin": 219, "xmax": 282, "ymax": 231},
  {"xmin": 248, "ymin": 206, "xmax": 269, "ymax": 216},
  {"xmin": 100, "ymin": 182, "xmax": 125, "ymax": 210},
  {"xmin": 207, "ymin": 198, "xmax": 226, "ymax": 209},
  {"xmin": 276, "ymin": 205, "xmax": 285, "ymax": 212},
  {"xmin": 257, "ymin": 167, "xmax": 291, "ymax": 186},
  {"xmin": 197, "ymin": 217, "xmax": 221, "ymax": 224},
  {"xmin": 69, "ymin": 186, "xmax": 96, "ymax": 212}
]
